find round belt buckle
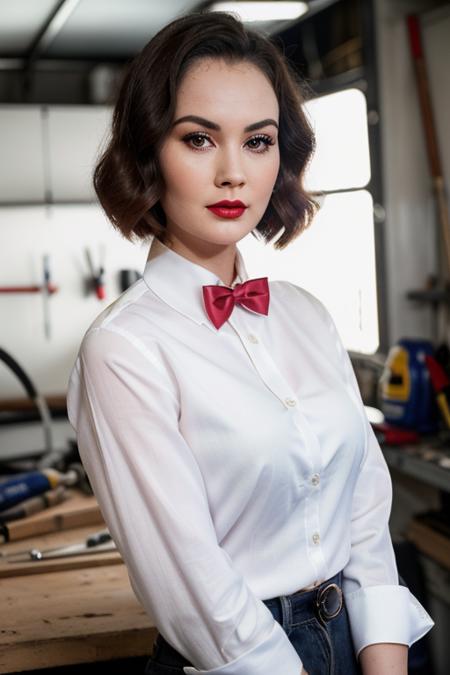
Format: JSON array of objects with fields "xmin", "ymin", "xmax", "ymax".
[{"xmin": 315, "ymin": 583, "xmax": 343, "ymax": 624}]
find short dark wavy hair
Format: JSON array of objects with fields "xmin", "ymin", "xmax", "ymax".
[{"xmin": 93, "ymin": 10, "xmax": 318, "ymax": 250}]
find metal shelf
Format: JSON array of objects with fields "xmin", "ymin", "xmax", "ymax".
[{"xmin": 383, "ymin": 444, "xmax": 450, "ymax": 493}]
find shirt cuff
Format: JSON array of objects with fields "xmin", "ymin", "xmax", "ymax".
[
  {"xmin": 344, "ymin": 584, "xmax": 435, "ymax": 660},
  {"xmin": 183, "ymin": 619, "xmax": 303, "ymax": 674}
]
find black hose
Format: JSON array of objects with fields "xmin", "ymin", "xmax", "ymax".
[
  {"xmin": 0, "ymin": 347, "xmax": 37, "ymax": 399},
  {"xmin": 0, "ymin": 346, "xmax": 54, "ymax": 460}
]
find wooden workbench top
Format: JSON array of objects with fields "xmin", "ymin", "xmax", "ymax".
[
  {"xmin": 0, "ymin": 562, "xmax": 157, "ymax": 672},
  {"xmin": 0, "ymin": 490, "xmax": 157, "ymax": 673}
]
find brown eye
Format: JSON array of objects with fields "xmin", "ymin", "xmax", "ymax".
[
  {"xmin": 246, "ymin": 134, "xmax": 275, "ymax": 153},
  {"xmin": 192, "ymin": 135, "xmax": 208, "ymax": 148},
  {"xmin": 182, "ymin": 132, "xmax": 212, "ymax": 151}
]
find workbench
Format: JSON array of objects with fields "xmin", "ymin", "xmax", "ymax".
[{"xmin": 0, "ymin": 490, "xmax": 157, "ymax": 673}]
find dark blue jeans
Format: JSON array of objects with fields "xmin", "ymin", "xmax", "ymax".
[{"xmin": 144, "ymin": 570, "xmax": 362, "ymax": 674}]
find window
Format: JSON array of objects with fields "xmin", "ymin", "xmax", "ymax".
[{"xmin": 242, "ymin": 87, "xmax": 377, "ymax": 353}]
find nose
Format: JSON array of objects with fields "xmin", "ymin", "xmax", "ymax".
[{"xmin": 214, "ymin": 146, "xmax": 246, "ymax": 188}]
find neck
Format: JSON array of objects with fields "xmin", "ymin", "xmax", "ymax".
[{"xmin": 161, "ymin": 231, "xmax": 238, "ymax": 287}]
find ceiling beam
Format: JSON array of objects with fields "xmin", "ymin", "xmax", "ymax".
[
  {"xmin": 20, "ymin": 0, "xmax": 82, "ymax": 101},
  {"xmin": 25, "ymin": 0, "xmax": 83, "ymax": 68}
]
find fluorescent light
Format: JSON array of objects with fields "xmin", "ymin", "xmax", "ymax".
[{"xmin": 208, "ymin": 2, "xmax": 309, "ymax": 22}]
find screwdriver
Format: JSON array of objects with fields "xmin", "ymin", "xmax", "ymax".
[{"xmin": 0, "ymin": 469, "xmax": 78, "ymax": 513}]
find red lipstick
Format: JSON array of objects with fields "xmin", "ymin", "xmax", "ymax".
[{"xmin": 207, "ymin": 200, "xmax": 247, "ymax": 219}]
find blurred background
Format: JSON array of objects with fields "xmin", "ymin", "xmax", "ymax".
[{"xmin": 0, "ymin": 1, "xmax": 449, "ymax": 674}]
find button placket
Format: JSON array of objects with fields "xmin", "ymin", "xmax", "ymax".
[
  {"xmin": 285, "ymin": 397, "xmax": 325, "ymax": 579},
  {"xmin": 229, "ymin": 312, "xmax": 330, "ymax": 581},
  {"xmin": 231, "ymin": 314, "xmax": 325, "ymax": 521}
]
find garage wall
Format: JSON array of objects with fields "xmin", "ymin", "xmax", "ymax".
[{"xmin": 375, "ymin": 0, "xmax": 450, "ymax": 347}]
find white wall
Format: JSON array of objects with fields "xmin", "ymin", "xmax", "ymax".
[{"xmin": 0, "ymin": 204, "xmax": 149, "ymax": 398}]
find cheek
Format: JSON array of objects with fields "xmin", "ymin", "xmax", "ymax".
[
  {"xmin": 159, "ymin": 148, "xmax": 206, "ymax": 202},
  {"xmin": 253, "ymin": 153, "xmax": 280, "ymax": 192}
]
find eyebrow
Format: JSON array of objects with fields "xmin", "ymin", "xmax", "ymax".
[{"xmin": 172, "ymin": 115, "xmax": 279, "ymax": 133}]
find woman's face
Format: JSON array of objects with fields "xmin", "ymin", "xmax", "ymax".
[{"xmin": 157, "ymin": 58, "xmax": 280, "ymax": 252}]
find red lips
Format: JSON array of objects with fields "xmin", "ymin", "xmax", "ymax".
[
  {"xmin": 207, "ymin": 200, "xmax": 247, "ymax": 208},
  {"xmin": 207, "ymin": 199, "xmax": 247, "ymax": 219},
  {"xmin": 206, "ymin": 200, "xmax": 247, "ymax": 219}
]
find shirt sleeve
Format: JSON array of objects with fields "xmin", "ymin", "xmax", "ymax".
[
  {"xmin": 309, "ymin": 294, "xmax": 435, "ymax": 661},
  {"xmin": 66, "ymin": 326, "xmax": 304, "ymax": 675}
]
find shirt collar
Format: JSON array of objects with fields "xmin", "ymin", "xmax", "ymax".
[{"xmin": 142, "ymin": 236, "xmax": 250, "ymax": 330}]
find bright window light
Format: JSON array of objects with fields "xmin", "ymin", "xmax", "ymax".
[
  {"xmin": 240, "ymin": 190, "xmax": 379, "ymax": 354},
  {"xmin": 208, "ymin": 2, "xmax": 309, "ymax": 22},
  {"xmin": 303, "ymin": 88, "xmax": 371, "ymax": 191}
]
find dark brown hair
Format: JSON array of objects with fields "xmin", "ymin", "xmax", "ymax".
[{"xmin": 93, "ymin": 10, "xmax": 318, "ymax": 250}]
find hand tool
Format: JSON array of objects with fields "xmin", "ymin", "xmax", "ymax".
[
  {"xmin": 0, "ymin": 254, "xmax": 58, "ymax": 339},
  {"xmin": 85, "ymin": 243, "xmax": 106, "ymax": 300},
  {"xmin": 3, "ymin": 528, "xmax": 115, "ymax": 563},
  {"xmin": 0, "ymin": 485, "xmax": 68, "ymax": 523},
  {"xmin": 0, "ymin": 468, "xmax": 78, "ymax": 512},
  {"xmin": 119, "ymin": 269, "xmax": 141, "ymax": 292},
  {"xmin": 42, "ymin": 253, "xmax": 51, "ymax": 339}
]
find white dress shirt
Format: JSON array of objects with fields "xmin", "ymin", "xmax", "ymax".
[{"xmin": 66, "ymin": 235, "xmax": 434, "ymax": 674}]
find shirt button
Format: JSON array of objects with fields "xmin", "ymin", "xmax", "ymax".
[
  {"xmin": 248, "ymin": 334, "xmax": 259, "ymax": 343},
  {"xmin": 312, "ymin": 532, "xmax": 320, "ymax": 545},
  {"xmin": 311, "ymin": 473, "xmax": 320, "ymax": 486},
  {"xmin": 285, "ymin": 397, "xmax": 297, "ymax": 407}
]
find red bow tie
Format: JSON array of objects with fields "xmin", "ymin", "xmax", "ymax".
[{"xmin": 202, "ymin": 277, "xmax": 270, "ymax": 329}]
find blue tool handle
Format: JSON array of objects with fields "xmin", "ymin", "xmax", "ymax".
[{"xmin": 0, "ymin": 471, "xmax": 54, "ymax": 512}]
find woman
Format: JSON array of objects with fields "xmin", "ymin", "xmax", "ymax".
[{"xmin": 66, "ymin": 10, "xmax": 434, "ymax": 675}]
